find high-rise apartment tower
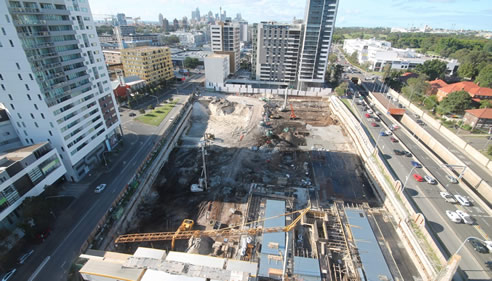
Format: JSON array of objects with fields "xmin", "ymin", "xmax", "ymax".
[
  {"xmin": 0, "ymin": 0, "xmax": 122, "ymax": 181},
  {"xmin": 298, "ymin": 0, "xmax": 339, "ymax": 88}
]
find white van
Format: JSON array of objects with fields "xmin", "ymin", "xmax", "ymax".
[{"xmin": 454, "ymin": 194, "xmax": 471, "ymax": 206}]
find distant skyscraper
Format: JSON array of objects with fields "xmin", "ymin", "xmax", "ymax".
[
  {"xmin": 298, "ymin": 0, "xmax": 339, "ymax": 88},
  {"xmin": 192, "ymin": 8, "xmax": 200, "ymax": 21},
  {"xmin": 181, "ymin": 17, "xmax": 188, "ymax": 29},
  {"xmin": 235, "ymin": 13, "xmax": 242, "ymax": 21},
  {"xmin": 173, "ymin": 18, "xmax": 179, "ymax": 30},
  {"xmin": 159, "ymin": 13, "xmax": 164, "ymax": 26},
  {"xmin": 0, "ymin": 0, "xmax": 122, "ymax": 181},
  {"xmin": 162, "ymin": 18, "xmax": 169, "ymax": 32},
  {"xmin": 116, "ymin": 13, "xmax": 127, "ymax": 26}
]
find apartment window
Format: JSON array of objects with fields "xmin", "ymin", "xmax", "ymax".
[
  {"xmin": 49, "ymin": 130, "xmax": 52, "ymax": 136},
  {"xmin": 49, "ymin": 122, "xmax": 54, "ymax": 128},
  {"xmin": 1, "ymin": 84, "xmax": 4, "ymax": 90},
  {"xmin": 1, "ymin": 28, "xmax": 5, "ymax": 35},
  {"xmin": 38, "ymin": 94, "xmax": 42, "ymax": 100},
  {"xmin": 30, "ymin": 113, "xmax": 34, "ymax": 119},
  {"xmin": 25, "ymin": 138, "xmax": 28, "ymax": 143},
  {"xmin": 41, "ymin": 113, "xmax": 45, "ymax": 119},
  {"xmin": 8, "ymin": 94, "xmax": 12, "ymax": 100},
  {"xmin": 0, "ymin": 74, "xmax": 2, "ymax": 80},
  {"xmin": 9, "ymin": 40, "xmax": 13, "ymax": 47},
  {"xmin": 16, "ymin": 63, "xmax": 20, "ymax": 70},
  {"xmin": 27, "ymin": 94, "xmax": 31, "ymax": 100},
  {"xmin": 34, "ymin": 122, "xmax": 39, "ymax": 128},
  {"xmin": 17, "ymin": 113, "xmax": 22, "ymax": 119},
  {"xmin": 34, "ymin": 104, "xmax": 38, "ymax": 110},
  {"xmin": 17, "ymin": 73, "xmax": 23, "ymax": 80},
  {"xmin": 5, "ymin": 15, "xmax": 10, "ymax": 23},
  {"xmin": 61, "ymin": 147, "xmax": 65, "ymax": 152},
  {"xmin": 22, "ymin": 122, "xmax": 26, "ymax": 128},
  {"xmin": 10, "ymin": 104, "xmax": 14, "ymax": 110},
  {"xmin": 30, "ymin": 138, "xmax": 34, "ymax": 144},
  {"xmin": 29, "ymin": 74, "xmax": 33, "ymax": 80},
  {"xmin": 25, "ymin": 84, "xmax": 29, "ymax": 90}
]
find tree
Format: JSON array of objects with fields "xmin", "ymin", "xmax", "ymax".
[
  {"xmin": 416, "ymin": 59, "xmax": 447, "ymax": 80},
  {"xmin": 161, "ymin": 35, "xmax": 180, "ymax": 45},
  {"xmin": 457, "ymin": 51, "xmax": 490, "ymax": 80},
  {"xmin": 184, "ymin": 57, "xmax": 200, "ymax": 68},
  {"xmin": 350, "ymin": 51, "xmax": 359, "ymax": 64},
  {"xmin": 334, "ymin": 82, "xmax": 348, "ymax": 96},
  {"xmin": 328, "ymin": 53, "xmax": 338, "ymax": 64},
  {"xmin": 437, "ymin": 90, "xmax": 472, "ymax": 115},
  {"xmin": 475, "ymin": 64, "xmax": 492, "ymax": 88},
  {"xmin": 402, "ymin": 75, "xmax": 430, "ymax": 101},
  {"xmin": 479, "ymin": 100, "xmax": 492, "ymax": 109}
]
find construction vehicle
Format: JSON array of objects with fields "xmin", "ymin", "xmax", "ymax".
[
  {"xmin": 114, "ymin": 205, "xmax": 311, "ymax": 250},
  {"xmin": 204, "ymin": 133, "xmax": 215, "ymax": 140},
  {"xmin": 290, "ymin": 104, "xmax": 297, "ymax": 120}
]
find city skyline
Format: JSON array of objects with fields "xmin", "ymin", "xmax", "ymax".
[{"xmin": 89, "ymin": 0, "xmax": 491, "ymax": 31}]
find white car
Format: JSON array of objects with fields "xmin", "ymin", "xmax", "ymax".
[
  {"xmin": 446, "ymin": 175, "xmax": 458, "ymax": 184},
  {"xmin": 94, "ymin": 184, "xmax": 107, "ymax": 193},
  {"xmin": 17, "ymin": 249, "xmax": 34, "ymax": 264},
  {"xmin": 484, "ymin": 241, "xmax": 492, "ymax": 252},
  {"xmin": 367, "ymin": 109, "xmax": 373, "ymax": 114},
  {"xmin": 1, "ymin": 269, "xmax": 16, "ymax": 281},
  {"xmin": 445, "ymin": 210, "xmax": 462, "ymax": 223},
  {"xmin": 455, "ymin": 210, "xmax": 474, "ymax": 225},
  {"xmin": 440, "ymin": 192, "xmax": 457, "ymax": 203},
  {"xmin": 384, "ymin": 130, "xmax": 392, "ymax": 135},
  {"xmin": 454, "ymin": 194, "xmax": 471, "ymax": 206},
  {"xmin": 424, "ymin": 175, "xmax": 436, "ymax": 184}
]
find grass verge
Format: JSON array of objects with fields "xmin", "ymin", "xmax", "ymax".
[{"xmin": 135, "ymin": 101, "xmax": 177, "ymax": 126}]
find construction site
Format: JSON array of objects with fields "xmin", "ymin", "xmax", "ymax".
[{"xmin": 88, "ymin": 93, "xmax": 420, "ymax": 281}]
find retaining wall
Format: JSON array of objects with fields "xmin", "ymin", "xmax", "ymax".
[{"xmin": 329, "ymin": 96, "xmax": 443, "ymax": 280}]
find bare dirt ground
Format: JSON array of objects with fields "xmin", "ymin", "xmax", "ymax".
[{"xmin": 120, "ymin": 93, "xmax": 376, "ymax": 255}]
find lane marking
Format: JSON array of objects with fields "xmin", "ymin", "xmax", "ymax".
[{"xmin": 28, "ymin": 256, "xmax": 50, "ymax": 281}]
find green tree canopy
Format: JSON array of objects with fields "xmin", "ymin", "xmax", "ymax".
[
  {"xmin": 334, "ymin": 82, "xmax": 348, "ymax": 96},
  {"xmin": 161, "ymin": 35, "xmax": 180, "ymax": 45},
  {"xmin": 457, "ymin": 51, "xmax": 491, "ymax": 80},
  {"xmin": 416, "ymin": 59, "xmax": 447, "ymax": 80},
  {"xmin": 437, "ymin": 90, "xmax": 472, "ymax": 115},
  {"xmin": 479, "ymin": 100, "xmax": 492, "ymax": 109},
  {"xmin": 402, "ymin": 74, "xmax": 430, "ymax": 101},
  {"xmin": 474, "ymin": 64, "xmax": 492, "ymax": 88},
  {"xmin": 184, "ymin": 57, "xmax": 200, "ymax": 68}
]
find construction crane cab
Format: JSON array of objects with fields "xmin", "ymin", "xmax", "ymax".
[{"xmin": 171, "ymin": 219, "xmax": 194, "ymax": 250}]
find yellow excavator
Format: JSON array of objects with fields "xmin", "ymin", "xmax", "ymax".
[{"xmin": 115, "ymin": 205, "xmax": 311, "ymax": 250}]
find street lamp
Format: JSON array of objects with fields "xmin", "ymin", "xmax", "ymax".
[
  {"xmin": 434, "ymin": 236, "xmax": 485, "ymax": 281},
  {"xmin": 401, "ymin": 166, "xmax": 419, "ymax": 193}
]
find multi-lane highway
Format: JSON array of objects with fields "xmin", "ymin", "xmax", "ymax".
[{"xmin": 346, "ymin": 83, "xmax": 492, "ymax": 280}]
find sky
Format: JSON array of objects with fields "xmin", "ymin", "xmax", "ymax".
[{"xmin": 88, "ymin": 0, "xmax": 492, "ymax": 31}]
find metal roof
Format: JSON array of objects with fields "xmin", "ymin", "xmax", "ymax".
[
  {"xmin": 79, "ymin": 259, "xmax": 145, "ymax": 281},
  {"xmin": 293, "ymin": 256, "xmax": 321, "ymax": 279},
  {"xmin": 345, "ymin": 208, "xmax": 393, "ymax": 281},
  {"xmin": 133, "ymin": 247, "xmax": 166, "ymax": 260},
  {"xmin": 258, "ymin": 253, "xmax": 284, "ymax": 278},
  {"xmin": 261, "ymin": 200, "xmax": 286, "ymax": 256},
  {"xmin": 141, "ymin": 269, "xmax": 206, "ymax": 281},
  {"xmin": 166, "ymin": 251, "xmax": 225, "ymax": 269}
]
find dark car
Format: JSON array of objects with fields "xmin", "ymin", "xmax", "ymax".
[
  {"xmin": 390, "ymin": 137, "xmax": 398, "ymax": 143},
  {"xmin": 404, "ymin": 151, "xmax": 412, "ymax": 157},
  {"xmin": 469, "ymin": 238, "xmax": 489, "ymax": 254},
  {"xmin": 411, "ymin": 161, "xmax": 422, "ymax": 168},
  {"xmin": 129, "ymin": 112, "xmax": 136, "ymax": 117},
  {"xmin": 393, "ymin": 149, "xmax": 404, "ymax": 155}
]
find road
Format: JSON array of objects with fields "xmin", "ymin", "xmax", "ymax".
[
  {"xmin": 9, "ymin": 80, "xmax": 197, "ymax": 281},
  {"xmin": 347, "ymin": 89, "xmax": 492, "ymax": 280}
]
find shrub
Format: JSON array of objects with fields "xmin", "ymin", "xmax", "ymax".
[{"xmin": 139, "ymin": 108, "xmax": 145, "ymax": 114}]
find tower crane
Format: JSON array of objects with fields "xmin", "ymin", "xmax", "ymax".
[{"xmin": 115, "ymin": 205, "xmax": 311, "ymax": 250}]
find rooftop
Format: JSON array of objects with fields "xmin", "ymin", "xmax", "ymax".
[
  {"xmin": 345, "ymin": 208, "xmax": 393, "ymax": 281},
  {"xmin": 429, "ymin": 79, "xmax": 448, "ymax": 88},
  {"xmin": 79, "ymin": 259, "xmax": 145, "ymax": 281},
  {"xmin": 440, "ymin": 81, "xmax": 492, "ymax": 97},
  {"xmin": 465, "ymin": 108, "xmax": 492, "ymax": 119},
  {"xmin": 293, "ymin": 256, "xmax": 321, "ymax": 280},
  {"xmin": 0, "ymin": 143, "xmax": 48, "ymax": 166}
]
